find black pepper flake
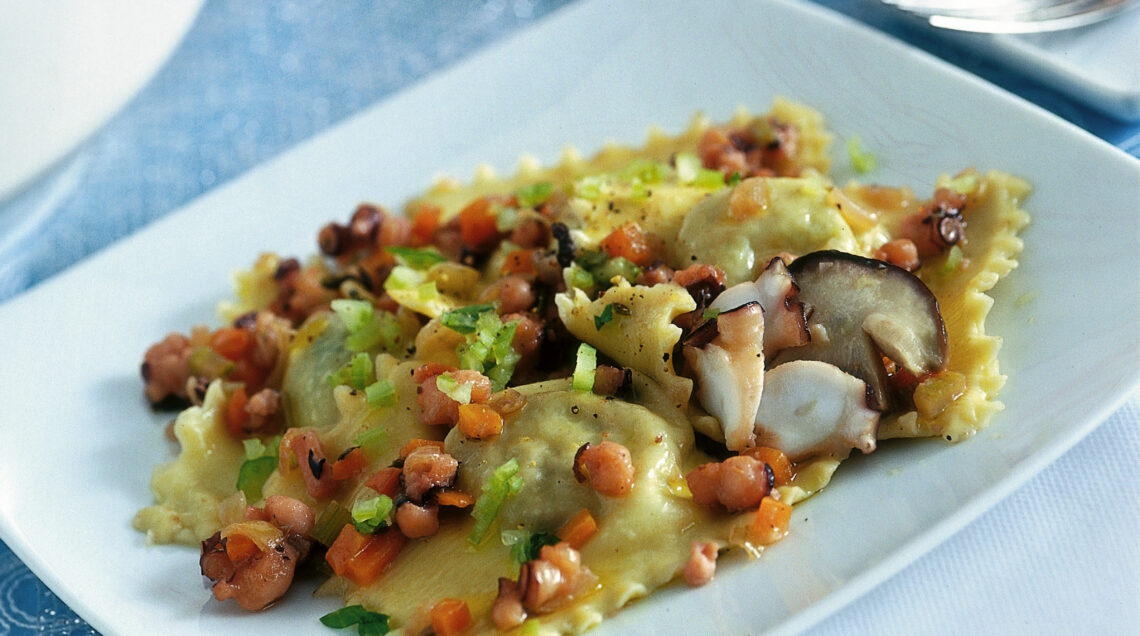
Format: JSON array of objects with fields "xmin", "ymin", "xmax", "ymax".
[
  {"xmin": 662, "ymin": 352, "xmax": 670, "ymax": 363},
  {"xmin": 551, "ymin": 222, "xmax": 575, "ymax": 268},
  {"xmin": 307, "ymin": 449, "xmax": 326, "ymax": 479}
]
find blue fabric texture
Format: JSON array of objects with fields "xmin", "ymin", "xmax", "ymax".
[{"xmin": 0, "ymin": 1, "xmax": 1136, "ymax": 634}]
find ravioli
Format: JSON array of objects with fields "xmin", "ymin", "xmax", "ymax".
[{"xmin": 135, "ymin": 98, "xmax": 1030, "ymax": 634}]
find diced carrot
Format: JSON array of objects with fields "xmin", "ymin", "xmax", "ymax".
[
  {"xmin": 225, "ymin": 386, "xmax": 249, "ymax": 437},
  {"xmin": 399, "ymin": 438, "xmax": 446, "ymax": 459},
  {"xmin": 326, "ymin": 525, "xmax": 406, "ymax": 587},
  {"xmin": 210, "ymin": 327, "xmax": 253, "ymax": 361},
  {"xmin": 435, "ymin": 490, "xmax": 475, "ymax": 508},
  {"xmin": 740, "ymin": 446, "xmax": 795, "ymax": 487},
  {"xmin": 331, "ymin": 447, "xmax": 367, "ymax": 481},
  {"xmin": 499, "ymin": 249, "xmax": 536, "ymax": 276},
  {"xmin": 748, "ymin": 496, "xmax": 792, "ymax": 546},
  {"xmin": 556, "ymin": 508, "xmax": 598, "ymax": 549},
  {"xmin": 456, "ymin": 403, "xmax": 503, "ymax": 439},
  {"xmin": 410, "ymin": 203, "xmax": 442, "ymax": 246},
  {"xmin": 365, "ymin": 467, "xmax": 402, "ymax": 498},
  {"xmin": 430, "ymin": 598, "xmax": 472, "ymax": 636},
  {"xmin": 458, "ymin": 196, "xmax": 507, "ymax": 251},
  {"xmin": 599, "ymin": 222, "xmax": 653, "ymax": 266},
  {"xmin": 224, "ymin": 533, "xmax": 259, "ymax": 562}
]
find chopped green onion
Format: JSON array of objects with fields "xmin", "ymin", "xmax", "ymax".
[
  {"xmin": 312, "ymin": 501, "xmax": 352, "ymax": 547},
  {"xmin": 440, "ymin": 304, "xmax": 495, "ymax": 334},
  {"xmin": 331, "ymin": 299, "xmax": 374, "ymax": 333},
  {"xmin": 702, "ymin": 307, "xmax": 721, "ymax": 321},
  {"xmin": 353, "ymin": 424, "xmax": 389, "ymax": 457},
  {"xmin": 572, "ymin": 343, "xmax": 597, "ymax": 392},
  {"xmin": 349, "ymin": 352, "xmax": 374, "ymax": 390},
  {"xmin": 364, "ymin": 379, "xmax": 397, "ymax": 407},
  {"xmin": 319, "ymin": 605, "xmax": 391, "ymax": 635},
  {"xmin": 235, "ymin": 456, "xmax": 277, "ymax": 501},
  {"xmin": 515, "ymin": 181, "xmax": 554, "ymax": 208},
  {"xmin": 939, "ymin": 244, "xmax": 964, "ymax": 275},
  {"xmin": 436, "ymin": 373, "xmax": 473, "ymax": 404},
  {"xmin": 846, "ymin": 135, "xmax": 878, "ymax": 174},
  {"xmin": 594, "ymin": 304, "xmax": 615, "ymax": 330},
  {"xmin": 384, "ymin": 245, "xmax": 446, "ymax": 270},
  {"xmin": 243, "ymin": 438, "xmax": 268, "ymax": 461},
  {"xmin": 727, "ymin": 172, "xmax": 743, "ymax": 187},
  {"xmin": 469, "ymin": 458, "xmax": 523, "ymax": 546},
  {"xmin": 351, "ymin": 495, "xmax": 394, "ymax": 534}
]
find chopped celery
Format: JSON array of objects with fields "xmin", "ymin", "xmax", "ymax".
[
  {"xmin": 235, "ymin": 456, "xmax": 276, "ymax": 501},
  {"xmin": 494, "ymin": 205, "xmax": 520, "ymax": 232},
  {"xmin": 702, "ymin": 307, "xmax": 721, "ymax": 321},
  {"xmin": 436, "ymin": 373, "xmax": 473, "ymax": 404},
  {"xmin": 351, "ymin": 495, "xmax": 394, "ymax": 534},
  {"xmin": 349, "ymin": 352, "xmax": 374, "ymax": 390},
  {"xmin": 364, "ymin": 379, "xmax": 396, "ymax": 407},
  {"xmin": 440, "ymin": 304, "xmax": 494, "ymax": 334},
  {"xmin": 573, "ymin": 175, "xmax": 605, "ymax": 200},
  {"xmin": 354, "ymin": 424, "xmax": 389, "ymax": 457},
  {"xmin": 594, "ymin": 256, "xmax": 642, "ymax": 285},
  {"xmin": 312, "ymin": 501, "xmax": 352, "ymax": 547},
  {"xmin": 572, "ymin": 343, "xmax": 597, "ymax": 392},
  {"xmin": 515, "ymin": 181, "xmax": 554, "ymax": 207},
  {"xmin": 187, "ymin": 346, "xmax": 234, "ymax": 379},
  {"xmin": 331, "ymin": 298, "xmax": 374, "ymax": 333},
  {"xmin": 620, "ymin": 158, "xmax": 670, "ymax": 184},
  {"xmin": 939, "ymin": 244, "xmax": 964, "ymax": 275},
  {"xmin": 469, "ymin": 458, "xmax": 523, "ymax": 546},
  {"xmin": 385, "ymin": 245, "xmax": 446, "ymax": 269},
  {"xmin": 416, "ymin": 281, "xmax": 439, "ymax": 301},
  {"xmin": 383, "ymin": 265, "xmax": 420, "ymax": 292},
  {"xmin": 846, "ymin": 135, "xmax": 878, "ymax": 174},
  {"xmin": 675, "ymin": 152, "xmax": 701, "ymax": 184},
  {"xmin": 694, "ymin": 168, "xmax": 728, "ymax": 189}
]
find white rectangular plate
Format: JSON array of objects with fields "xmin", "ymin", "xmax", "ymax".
[{"xmin": 1, "ymin": 1, "xmax": 1137, "ymax": 634}]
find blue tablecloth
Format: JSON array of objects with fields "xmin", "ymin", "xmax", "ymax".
[{"xmin": 1, "ymin": 1, "xmax": 1136, "ymax": 634}]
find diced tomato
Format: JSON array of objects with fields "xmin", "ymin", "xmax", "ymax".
[
  {"xmin": 499, "ymin": 249, "xmax": 536, "ymax": 276},
  {"xmin": 458, "ymin": 196, "xmax": 509, "ymax": 252},
  {"xmin": 225, "ymin": 386, "xmax": 249, "ymax": 437},
  {"xmin": 365, "ymin": 467, "xmax": 402, "ymax": 497},
  {"xmin": 410, "ymin": 203, "xmax": 442, "ymax": 246}
]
